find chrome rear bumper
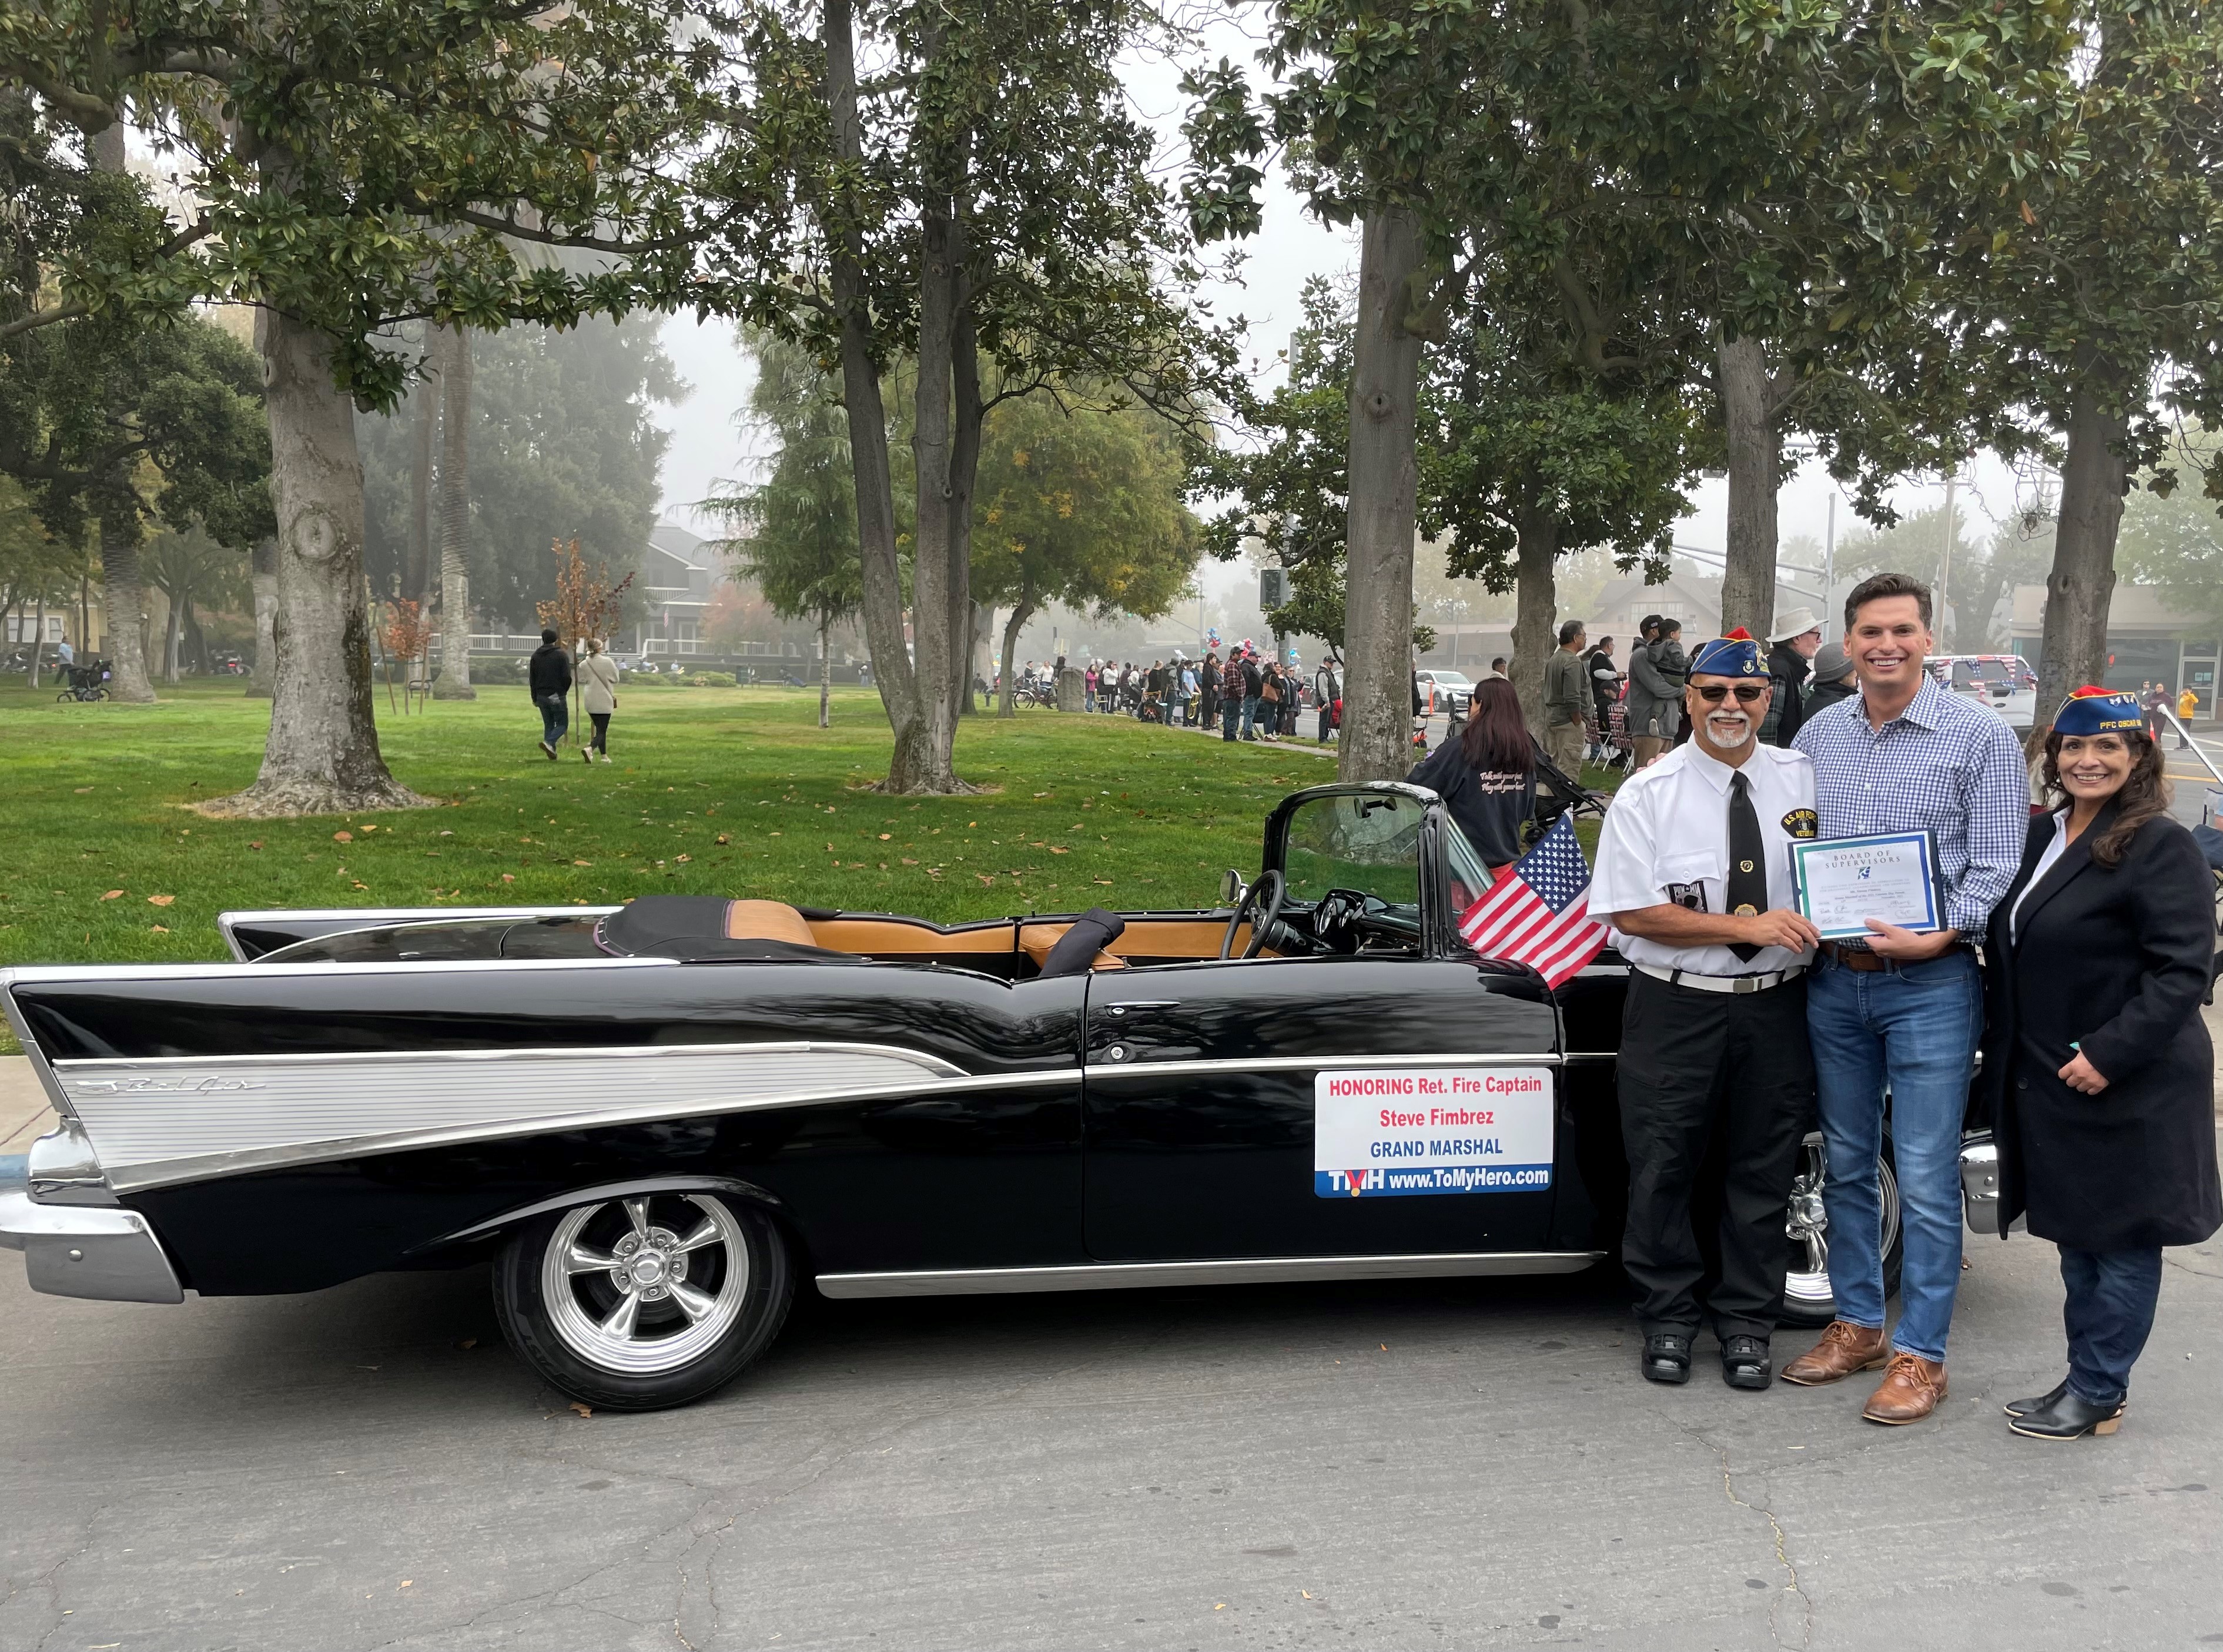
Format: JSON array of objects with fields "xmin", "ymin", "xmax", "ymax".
[
  {"xmin": 0, "ymin": 1189, "xmax": 184, "ymax": 1303},
  {"xmin": 1959, "ymin": 1134, "xmax": 2023, "ymax": 1236}
]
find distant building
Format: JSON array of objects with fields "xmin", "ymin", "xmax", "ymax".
[
  {"xmin": 1586, "ymin": 571, "xmax": 1722, "ymax": 642},
  {"xmin": 2010, "ymin": 584, "xmax": 2220, "ymax": 716},
  {"xmin": 637, "ymin": 523, "xmax": 718, "ymax": 657}
]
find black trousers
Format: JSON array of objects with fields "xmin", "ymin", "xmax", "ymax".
[{"xmin": 1618, "ymin": 969, "xmax": 1814, "ymax": 1339}]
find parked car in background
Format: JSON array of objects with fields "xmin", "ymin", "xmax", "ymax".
[
  {"xmin": 1414, "ymin": 669, "xmax": 1475, "ymax": 715},
  {"xmin": 1927, "ymin": 654, "xmax": 2036, "ymax": 729}
]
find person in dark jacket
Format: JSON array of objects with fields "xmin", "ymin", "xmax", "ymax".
[
  {"xmin": 527, "ymin": 628, "xmax": 573, "ymax": 759},
  {"xmin": 1240, "ymin": 649, "xmax": 1264, "ymax": 740},
  {"xmin": 1802, "ymin": 642, "xmax": 1857, "ymax": 714},
  {"xmin": 1760, "ymin": 607, "xmax": 1821, "ymax": 746},
  {"xmin": 1980, "ymin": 686, "xmax": 2223, "ymax": 1440},
  {"xmin": 1407, "ymin": 676, "xmax": 1536, "ymax": 870}
]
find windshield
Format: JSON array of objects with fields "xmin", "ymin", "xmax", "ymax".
[{"xmin": 1280, "ymin": 792, "xmax": 1426, "ymax": 917}]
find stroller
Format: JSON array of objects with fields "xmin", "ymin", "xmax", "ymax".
[
  {"xmin": 1524, "ymin": 734, "xmax": 1609, "ymax": 848},
  {"xmin": 56, "ymin": 659, "xmax": 109, "ymax": 702}
]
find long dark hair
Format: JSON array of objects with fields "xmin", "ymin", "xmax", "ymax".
[
  {"xmin": 2040, "ymin": 729, "xmax": 2170, "ymax": 867},
  {"xmin": 1461, "ymin": 677, "xmax": 1534, "ymax": 774}
]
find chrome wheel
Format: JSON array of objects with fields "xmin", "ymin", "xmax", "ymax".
[
  {"xmin": 540, "ymin": 1195, "xmax": 749, "ymax": 1376},
  {"xmin": 1783, "ymin": 1130, "xmax": 1900, "ymax": 1320}
]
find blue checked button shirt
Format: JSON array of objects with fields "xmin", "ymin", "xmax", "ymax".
[{"xmin": 1791, "ymin": 675, "xmax": 2030, "ymax": 941}]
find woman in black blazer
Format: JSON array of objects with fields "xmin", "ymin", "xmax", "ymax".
[{"xmin": 1981, "ymin": 688, "xmax": 2222, "ymax": 1440}]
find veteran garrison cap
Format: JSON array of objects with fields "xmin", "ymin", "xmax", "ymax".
[
  {"xmin": 2052, "ymin": 685, "xmax": 2144, "ymax": 737},
  {"xmin": 1687, "ymin": 627, "xmax": 1763, "ymax": 679}
]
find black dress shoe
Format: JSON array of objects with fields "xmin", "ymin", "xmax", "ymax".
[
  {"xmin": 2008, "ymin": 1388, "xmax": 2124, "ymax": 1440},
  {"xmin": 1642, "ymin": 1332, "xmax": 1693, "ymax": 1385},
  {"xmin": 1720, "ymin": 1335, "xmax": 1773, "ymax": 1390},
  {"xmin": 2003, "ymin": 1379, "xmax": 2068, "ymax": 1418}
]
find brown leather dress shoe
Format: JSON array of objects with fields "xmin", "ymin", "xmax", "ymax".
[
  {"xmin": 1862, "ymin": 1352, "xmax": 1948, "ymax": 1424},
  {"xmin": 1780, "ymin": 1321, "xmax": 1889, "ymax": 1386}
]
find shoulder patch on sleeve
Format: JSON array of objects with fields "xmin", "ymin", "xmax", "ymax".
[{"xmin": 1780, "ymin": 807, "xmax": 1818, "ymax": 840}]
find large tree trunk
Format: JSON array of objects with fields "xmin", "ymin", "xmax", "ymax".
[
  {"xmin": 1339, "ymin": 206, "xmax": 1427, "ymax": 784},
  {"xmin": 967, "ymin": 599, "xmax": 993, "ymax": 713},
  {"xmin": 205, "ymin": 306, "xmax": 427, "ymax": 816},
  {"xmin": 900, "ymin": 163, "xmax": 970, "ymax": 791},
  {"xmin": 824, "ymin": 0, "xmax": 929, "ymax": 785},
  {"xmin": 997, "ymin": 594, "xmax": 1037, "ymax": 719},
  {"xmin": 1718, "ymin": 332, "xmax": 1777, "ymax": 639},
  {"xmin": 247, "ymin": 535, "xmax": 277, "ymax": 697},
  {"xmin": 1509, "ymin": 503, "xmax": 1560, "ymax": 735},
  {"xmin": 946, "ymin": 272, "xmax": 983, "ymax": 725},
  {"xmin": 407, "ymin": 356, "xmax": 437, "ymax": 605},
  {"xmin": 2031, "ymin": 350, "xmax": 2128, "ymax": 744},
  {"xmin": 161, "ymin": 586, "xmax": 182, "ymax": 683},
  {"xmin": 96, "ymin": 504, "xmax": 156, "ymax": 702},
  {"xmin": 431, "ymin": 324, "xmax": 476, "ymax": 699}
]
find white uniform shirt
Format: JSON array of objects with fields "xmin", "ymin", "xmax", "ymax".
[{"xmin": 1589, "ymin": 738, "xmax": 1820, "ymax": 976}]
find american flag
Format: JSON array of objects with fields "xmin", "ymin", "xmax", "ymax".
[{"xmin": 1458, "ymin": 814, "xmax": 1610, "ymax": 989}]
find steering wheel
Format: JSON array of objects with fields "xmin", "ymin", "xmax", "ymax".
[
  {"xmin": 1312, "ymin": 887, "xmax": 1370, "ymax": 953},
  {"xmin": 1221, "ymin": 869, "xmax": 1288, "ymax": 960}
]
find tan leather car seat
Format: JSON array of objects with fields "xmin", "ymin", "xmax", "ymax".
[{"xmin": 722, "ymin": 899, "xmax": 819, "ymax": 947}]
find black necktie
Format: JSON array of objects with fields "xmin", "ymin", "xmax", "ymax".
[{"xmin": 1727, "ymin": 770, "xmax": 1765, "ymax": 963}]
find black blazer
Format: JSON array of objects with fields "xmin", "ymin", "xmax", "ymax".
[{"xmin": 1980, "ymin": 802, "xmax": 2222, "ymax": 1251}]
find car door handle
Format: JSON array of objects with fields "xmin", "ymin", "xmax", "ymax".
[{"xmin": 1104, "ymin": 1001, "xmax": 1179, "ymax": 1016}]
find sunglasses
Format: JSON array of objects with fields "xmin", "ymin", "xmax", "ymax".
[{"xmin": 1691, "ymin": 683, "xmax": 1769, "ymax": 704}]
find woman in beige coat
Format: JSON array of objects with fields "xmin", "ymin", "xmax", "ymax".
[{"xmin": 578, "ymin": 638, "xmax": 621, "ymax": 763}]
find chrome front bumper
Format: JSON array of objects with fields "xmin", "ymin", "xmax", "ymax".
[{"xmin": 0, "ymin": 1188, "xmax": 184, "ymax": 1303}]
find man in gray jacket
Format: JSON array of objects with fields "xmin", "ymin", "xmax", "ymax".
[
  {"xmin": 1542, "ymin": 619, "xmax": 1590, "ymax": 780},
  {"xmin": 1625, "ymin": 616, "xmax": 1686, "ymax": 766}
]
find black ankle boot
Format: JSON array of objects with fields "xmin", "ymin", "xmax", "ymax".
[
  {"xmin": 1642, "ymin": 1332, "xmax": 1693, "ymax": 1385},
  {"xmin": 2003, "ymin": 1379, "xmax": 2068, "ymax": 1418},
  {"xmin": 2008, "ymin": 1388, "xmax": 2124, "ymax": 1440}
]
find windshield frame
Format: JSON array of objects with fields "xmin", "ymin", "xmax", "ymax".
[{"xmin": 1261, "ymin": 782, "xmax": 1459, "ymax": 956}]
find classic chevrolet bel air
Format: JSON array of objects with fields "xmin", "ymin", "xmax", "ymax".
[{"xmin": 3, "ymin": 782, "xmax": 1981, "ymax": 1411}]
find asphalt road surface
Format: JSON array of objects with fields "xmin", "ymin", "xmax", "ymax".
[{"xmin": 5, "ymin": 1082, "xmax": 2223, "ymax": 1650}]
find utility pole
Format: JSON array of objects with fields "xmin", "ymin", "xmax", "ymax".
[
  {"xmin": 1823, "ymin": 495, "xmax": 1836, "ymax": 641},
  {"xmin": 1939, "ymin": 469, "xmax": 1958, "ymax": 648}
]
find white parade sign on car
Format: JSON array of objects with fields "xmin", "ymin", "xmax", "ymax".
[{"xmin": 1313, "ymin": 1067, "xmax": 1555, "ymax": 1198}]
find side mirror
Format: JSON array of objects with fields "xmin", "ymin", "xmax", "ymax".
[{"xmin": 1218, "ymin": 867, "xmax": 1249, "ymax": 908}]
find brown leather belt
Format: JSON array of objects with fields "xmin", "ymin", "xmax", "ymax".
[{"xmin": 1819, "ymin": 939, "xmax": 1971, "ymax": 972}]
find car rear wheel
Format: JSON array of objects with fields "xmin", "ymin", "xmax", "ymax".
[
  {"xmin": 494, "ymin": 1192, "xmax": 793, "ymax": 1411},
  {"xmin": 1779, "ymin": 1128, "xmax": 1902, "ymax": 1329}
]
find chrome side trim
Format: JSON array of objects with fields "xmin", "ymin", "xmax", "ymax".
[
  {"xmin": 818, "ymin": 1250, "xmax": 1605, "ymax": 1298},
  {"xmin": 0, "ymin": 1188, "xmax": 185, "ymax": 1303},
  {"xmin": 49, "ymin": 1040, "xmax": 969, "ymax": 1075},
  {"xmin": 4, "ymin": 957, "xmax": 672, "ymax": 985},
  {"xmin": 47, "ymin": 1045, "xmax": 1065, "ymax": 1194},
  {"xmin": 414, "ymin": 1175, "xmax": 783, "ymax": 1252},
  {"xmin": 1082, "ymin": 1051, "xmax": 1561, "ymax": 1076},
  {"xmin": 219, "ymin": 905, "xmax": 621, "ymax": 959}
]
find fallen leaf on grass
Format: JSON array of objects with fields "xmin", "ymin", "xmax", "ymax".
[
  {"xmin": 1049, "ymin": 846, "xmax": 1069, "ymax": 855},
  {"xmin": 900, "ymin": 857, "xmax": 919, "ymax": 865},
  {"xmin": 146, "ymin": 894, "xmax": 175, "ymax": 906},
  {"xmin": 569, "ymin": 1402, "xmax": 592, "ymax": 1419},
  {"xmin": 101, "ymin": 890, "xmax": 124, "ymax": 900},
  {"xmin": 333, "ymin": 830, "xmax": 353, "ymax": 843},
  {"xmin": 715, "ymin": 834, "xmax": 730, "ymax": 845},
  {"xmin": 149, "ymin": 925, "xmax": 169, "ymax": 934},
  {"xmin": 500, "ymin": 873, "xmax": 516, "ymax": 883},
  {"xmin": 975, "ymin": 873, "xmax": 997, "ymax": 886},
  {"xmin": 878, "ymin": 833, "xmax": 892, "ymax": 841},
  {"xmin": 573, "ymin": 859, "xmax": 592, "ymax": 867},
  {"xmin": 73, "ymin": 786, "xmax": 92, "ymax": 794},
  {"xmin": 1093, "ymin": 878, "xmax": 1114, "ymax": 886},
  {"xmin": 248, "ymin": 841, "xmax": 263, "ymax": 851}
]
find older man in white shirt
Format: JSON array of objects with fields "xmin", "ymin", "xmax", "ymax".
[{"xmin": 1590, "ymin": 628, "xmax": 1823, "ymax": 1390}]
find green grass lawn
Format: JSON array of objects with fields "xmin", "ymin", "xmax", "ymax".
[{"xmin": 0, "ymin": 680, "xmax": 1345, "ymax": 974}]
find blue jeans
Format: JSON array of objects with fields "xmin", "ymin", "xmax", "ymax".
[
  {"xmin": 2060, "ymin": 1246, "xmax": 2163, "ymax": 1408},
  {"xmin": 1241, "ymin": 693, "xmax": 1260, "ymax": 737},
  {"xmin": 1806, "ymin": 947, "xmax": 1982, "ymax": 1363},
  {"xmin": 538, "ymin": 692, "xmax": 569, "ymax": 747},
  {"xmin": 1223, "ymin": 698, "xmax": 1240, "ymax": 740}
]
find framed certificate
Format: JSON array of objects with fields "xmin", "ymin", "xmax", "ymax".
[{"xmin": 1790, "ymin": 831, "xmax": 1942, "ymax": 941}]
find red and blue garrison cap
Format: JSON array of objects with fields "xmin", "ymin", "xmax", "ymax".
[
  {"xmin": 1688, "ymin": 627, "xmax": 1764, "ymax": 679},
  {"xmin": 2053, "ymin": 685, "xmax": 2145, "ymax": 737}
]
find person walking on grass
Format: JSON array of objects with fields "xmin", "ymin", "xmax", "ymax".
[
  {"xmin": 578, "ymin": 637, "xmax": 620, "ymax": 764},
  {"xmin": 528, "ymin": 627, "xmax": 573, "ymax": 760}
]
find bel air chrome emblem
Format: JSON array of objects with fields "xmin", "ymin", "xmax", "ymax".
[{"xmin": 73, "ymin": 1075, "xmax": 269, "ymax": 1095}]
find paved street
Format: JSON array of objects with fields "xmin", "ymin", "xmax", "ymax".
[{"xmin": 5, "ymin": 1046, "xmax": 2223, "ymax": 1650}]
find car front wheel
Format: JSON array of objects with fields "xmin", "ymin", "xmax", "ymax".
[
  {"xmin": 494, "ymin": 1191, "xmax": 794, "ymax": 1411},
  {"xmin": 1779, "ymin": 1128, "xmax": 1902, "ymax": 1329}
]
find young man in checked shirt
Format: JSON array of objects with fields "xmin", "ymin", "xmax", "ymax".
[{"xmin": 1783, "ymin": 572, "xmax": 2028, "ymax": 1422}]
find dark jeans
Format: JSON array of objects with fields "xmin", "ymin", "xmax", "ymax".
[
  {"xmin": 1318, "ymin": 705, "xmax": 1334, "ymax": 741},
  {"xmin": 2060, "ymin": 1246, "xmax": 2164, "ymax": 1408},
  {"xmin": 1241, "ymin": 693, "xmax": 1260, "ymax": 738},
  {"xmin": 538, "ymin": 692, "xmax": 569, "ymax": 746},
  {"xmin": 1618, "ymin": 969, "xmax": 1814, "ymax": 1339},
  {"xmin": 1223, "ymin": 698, "xmax": 1240, "ymax": 740},
  {"xmin": 588, "ymin": 712, "xmax": 611, "ymax": 754}
]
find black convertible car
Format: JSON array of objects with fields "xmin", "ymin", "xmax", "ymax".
[{"xmin": 2, "ymin": 782, "xmax": 1968, "ymax": 1410}]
